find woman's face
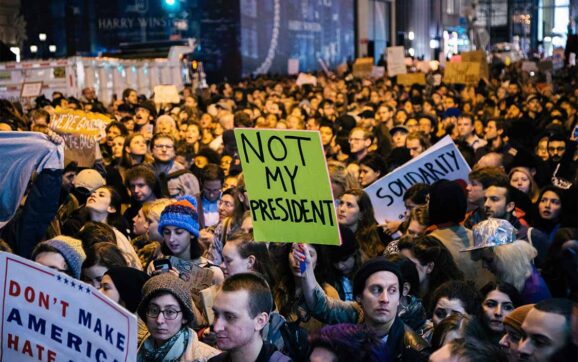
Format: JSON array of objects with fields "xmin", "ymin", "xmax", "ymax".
[
  {"xmin": 289, "ymin": 244, "xmax": 317, "ymax": 276},
  {"xmin": 320, "ymin": 127, "xmax": 334, "ymax": 146},
  {"xmin": 400, "ymin": 249, "xmax": 430, "ymax": 284},
  {"xmin": 510, "ymin": 171, "xmax": 531, "ymax": 194},
  {"xmin": 432, "ymin": 297, "xmax": 467, "ymax": 326},
  {"xmin": 156, "ymin": 118, "xmax": 174, "ymax": 134},
  {"xmin": 145, "ymin": 294, "xmax": 187, "ymax": 345},
  {"xmin": 106, "ymin": 126, "xmax": 122, "ymax": 147},
  {"xmin": 83, "ymin": 264, "xmax": 108, "ymax": 289},
  {"xmin": 358, "ymin": 164, "xmax": 381, "ymax": 187},
  {"xmin": 220, "ymin": 156, "xmax": 233, "ymax": 176},
  {"xmin": 86, "ymin": 188, "xmax": 114, "ymax": 215},
  {"xmin": 539, "ymin": 191, "xmax": 562, "ymax": 221},
  {"xmin": 482, "ymin": 289, "xmax": 515, "ymax": 333},
  {"xmin": 218, "ymin": 194, "xmax": 236, "ymax": 221},
  {"xmin": 185, "ymin": 125, "xmax": 200, "ymax": 144},
  {"xmin": 127, "ymin": 135, "xmax": 147, "ymax": 156},
  {"xmin": 337, "ymin": 194, "xmax": 361, "ymax": 229},
  {"xmin": 162, "ymin": 226, "xmax": 192, "ymax": 259},
  {"xmin": 111, "ymin": 136, "xmax": 125, "ymax": 159},
  {"xmin": 133, "ymin": 209, "xmax": 150, "ymax": 236},
  {"xmin": 99, "ymin": 274, "xmax": 120, "ymax": 303},
  {"xmin": 221, "ymin": 242, "xmax": 252, "ymax": 278},
  {"xmin": 333, "ymin": 254, "xmax": 355, "ymax": 276}
]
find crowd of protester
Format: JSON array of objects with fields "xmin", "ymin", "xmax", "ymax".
[{"xmin": 0, "ymin": 58, "xmax": 577, "ymax": 362}]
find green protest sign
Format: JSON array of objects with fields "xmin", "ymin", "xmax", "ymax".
[{"xmin": 234, "ymin": 129, "xmax": 340, "ymax": 245}]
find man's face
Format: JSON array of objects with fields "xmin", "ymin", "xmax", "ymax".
[
  {"xmin": 152, "ymin": 138, "xmax": 175, "ymax": 163},
  {"xmin": 62, "ymin": 171, "xmax": 76, "ymax": 192},
  {"xmin": 83, "ymin": 88, "xmax": 96, "ymax": 101},
  {"xmin": 203, "ymin": 180, "xmax": 222, "ymax": 202},
  {"xmin": 348, "ymin": 130, "xmax": 370, "ymax": 154},
  {"xmin": 358, "ymin": 271, "xmax": 400, "ymax": 329},
  {"xmin": 135, "ymin": 107, "xmax": 151, "ymax": 126},
  {"xmin": 127, "ymin": 91, "xmax": 138, "ymax": 105},
  {"xmin": 406, "ymin": 138, "xmax": 424, "ymax": 158},
  {"xmin": 527, "ymin": 99, "xmax": 541, "ymax": 113},
  {"xmin": 484, "ymin": 186, "xmax": 514, "ymax": 219},
  {"xmin": 484, "ymin": 121, "xmax": 500, "ymax": 141},
  {"xmin": 466, "ymin": 180, "xmax": 484, "ymax": 205},
  {"xmin": 443, "ymin": 97, "xmax": 456, "ymax": 110},
  {"xmin": 212, "ymin": 290, "xmax": 267, "ymax": 352},
  {"xmin": 457, "ymin": 117, "xmax": 475, "ymax": 138},
  {"xmin": 129, "ymin": 177, "xmax": 154, "ymax": 202},
  {"xmin": 518, "ymin": 308, "xmax": 568, "ymax": 361},
  {"xmin": 508, "ymin": 84, "xmax": 519, "ymax": 96},
  {"xmin": 418, "ymin": 118, "xmax": 433, "ymax": 135},
  {"xmin": 548, "ymin": 140, "xmax": 566, "ymax": 163},
  {"xmin": 377, "ymin": 106, "xmax": 392, "ymax": 122}
]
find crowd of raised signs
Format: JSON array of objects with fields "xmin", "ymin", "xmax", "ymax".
[{"xmin": 0, "ymin": 59, "xmax": 576, "ymax": 362}]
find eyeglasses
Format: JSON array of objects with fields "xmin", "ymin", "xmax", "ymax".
[
  {"xmin": 348, "ymin": 137, "xmax": 366, "ymax": 142},
  {"xmin": 154, "ymin": 144, "xmax": 174, "ymax": 150},
  {"xmin": 146, "ymin": 306, "xmax": 182, "ymax": 320}
]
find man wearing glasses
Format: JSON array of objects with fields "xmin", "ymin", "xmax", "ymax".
[
  {"xmin": 150, "ymin": 133, "xmax": 200, "ymax": 199},
  {"xmin": 348, "ymin": 127, "xmax": 373, "ymax": 162}
]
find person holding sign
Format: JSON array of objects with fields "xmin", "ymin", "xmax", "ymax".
[{"xmin": 137, "ymin": 273, "xmax": 220, "ymax": 361}]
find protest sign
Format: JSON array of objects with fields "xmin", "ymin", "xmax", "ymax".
[
  {"xmin": 444, "ymin": 62, "xmax": 481, "ymax": 84},
  {"xmin": 153, "ymin": 85, "xmax": 180, "ymax": 104},
  {"xmin": 0, "ymin": 252, "xmax": 137, "ymax": 362},
  {"xmin": 461, "ymin": 50, "xmax": 489, "ymax": 79},
  {"xmin": 20, "ymin": 82, "xmax": 43, "ymax": 98},
  {"xmin": 521, "ymin": 61, "xmax": 538, "ymax": 73},
  {"xmin": 49, "ymin": 109, "xmax": 110, "ymax": 167},
  {"xmin": 386, "ymin": 46, "xmax": 407, "ymax": 77},
  {"xmin": 296, "ymin": 73, "xmax": 317, "ymax": 87},
  {"xmin": 352, "ymin": 57, "xmax": 374, "ymax": 78},
  {"xmin": 235, "ymin": 129, "xmax": 340, "ymax": 245},
  {"xmin": 397, "ymin": 73, "xmax": 426, "ymax": 86},
  {"xmin": 365, "ymin": 136, "xmax": 471, "ymax": 223},
  {"xmin": 371, "ymin": 66, "xmax": 385, "ymax": 79},
  {"xmin": 288, "ymin": 59, "xmax": 299, "ymax": 75}
]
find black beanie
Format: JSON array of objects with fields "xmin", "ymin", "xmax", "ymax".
[
  {"xmin": 105, "ymin": 267, "xmax": 150, "ymax": 313},
  {"xmin": 353, "ymin": 257, "xmax": 403, "ymax": 297}
]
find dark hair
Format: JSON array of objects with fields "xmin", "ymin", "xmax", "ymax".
[
  {"xmin": 106, "ymin": 121, "xmax": 128, "ymax": 137},
  {"xmin": 385, "ymin": 254, "xmax": 419, "ymax": 297},
  {"xmin": 309, "ymin": 324, "xmax": 387, "ymax": 362},
  {"xmin": 342, "ymin": 189, "xmax": 384, "ymax": 258},
  {"xmin": 226, "ymin": 232, "xmax": 275, "ymax": 287},
  {"xmin": 95, "ymin": 186, "xmax": 123, "ymax": 227},
  {"xmin": 469, "ymin": 167, "xmax": 509, "ymax": 189},
  {"xmin": 76, "ymin": 221, "xmax": 117, "ymax": 250},
  {"xmin": 428, "ymin": 180, "xmax": 467, "ymax": 225},
  {"xmin": 120, "ymin": 133, "xmax": 151, "ymax": 168},
  {"xmin": 447, "ymin": 337, "xmax": 513, "ymax": 362},
  {"xmin": 151, "ymin": 132, "xmax": 176, "ymax": 148},
  {"xmin": 221, "ymin": 272, "xmax": 273, "ymax": 317},
  {"xmin": 403, "ymin": 183, "xmax": 430, "ymax": 204},
  {"xmin": 398, "ymin": 235, "xmax": 464, "ymax": 306},
  {"xmin": 202, "ymin": 163, "xmax": 225, "ymax": 184},
  {"xmin": 82, "ymin": 242, "xmax": 127, "ymax": 270},
  {"xmin": 234, "ymin": 111, "xmax": 253, "ymax": 128},
  {"xmin": 122, "ymin": 88, "xmax": 136, "ymax": 100},
  {"xmin": 429, "ymin": 281, "xmax": 482, "ymax": 319},
  {"xmin": 480, "ymin": 281, "xmax": 522, "ymax": 308},
  {"xmin": 221, "ymin": 187, "xmax": 248, "ymax": 229},
  {"xmin": 124, "ymin": 165, "xmax": 160, "ymax": 197},
  {"xmin": 359, "ymin": 153, "xmax": 387, "ymax": 176}
]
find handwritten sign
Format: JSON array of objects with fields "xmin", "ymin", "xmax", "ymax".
[
  {"xmin": 153, "ymin": 85, "xmax": 180, "ymax": 104},
  {"xmin": 235, "ymin": 129, "xmax": 340, "ymax": 245},
  {"xmin": 49, "ymin": 109, "xmax": 111, "ymax": 167},
  {"xmin": 387, "ymin": 46, "xmax": 407, "ymax": 77},
  {"xmin": 397, "ymin": 73, "xmax": 426, "ymax": 86},
  {"xmin": 0, "ymin": 252, "xmax": 137, "ymax": 362},
  {"xmin": 365, "ymin": 136, "xmax": 471, "ymax": 222},
  {"xmin": 20, "ymin": 83, "xmax": 43, "ymax": 98},
  {"xmin": 444, "ymin": 62, "xmax": 481, "ymax": 84}
]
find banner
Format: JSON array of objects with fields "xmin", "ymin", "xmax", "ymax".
[
  {"xmin": 387, "ymin": 46, "xmax": 407, "ymax": 77},
  {"xmin": 235, "ymin": 129, "xmax": 340, "ymax": 245},
  {"xmin": 49, "ymin": 109, "xmax": 111, "ymax": 168},
  {"xmin": 153, "ymin": 85, "xmax": 180, "ymax": 104},
  {"xmin": 443, "ymin": 62, "xmax": 481, "ymax": 84},
  {"xmin": 365, "ymin": 136, "xmax": 471, "ymax": 223},
  {"xmin": 0, "ymin": 252, "xmax": 137, "ymax": 362},
  {"xmin": 397, "ymin": 73, "xmax": 426, "ymax": 86}
]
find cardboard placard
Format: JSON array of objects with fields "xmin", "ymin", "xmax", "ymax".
[
  {"xmin": 461, "ymin": 50, "xmax": 489, "ymax": 79},
  {"xmin": 397, "ymin": 73, "xmax": 426, "ymax": 86},
  {"xmin": 443, "ymin": 62, "xmax": 481, "ymax": 84},
  {"xmin": 387, "ymin": 47, "xmax": 407, "ymax": 77},
  {"xmin": 371, "ymin": 66, "xmax": 385, "ymax": 79},
  {"xmin": 234, "ymin": 129, "xmax": 340, "ymax": 245},
  {"xmin": 295, "ymin": 73, "xmax": 317, "ymax": 87},
  {"xmin": 288, "ymin": 59, "xmax": 299, "ymax": 75},
  {"xmin": 20, "ymin": 82, "xmax": 43, "ymax": 98},
  {"xmin": 0, "ymin": 252, "xmax": 137, "ymax": 362},
  {"xmin": 352, "ymin": 57, "xmax": 374, "ymax": 78},
  {"xmin": 521, "ymin": 61, "xmax": 538, "ymax": 72},
  {"xmin": 49, "ymin": 109, "xmax": 111, "ymax": 168},
  {"xmin": 365, "ymin": 136, "xmax": 471, "ymax": 222},
  {"xmin": 153, "ymin": 85, "xmax": 180, "ymax": 104}
]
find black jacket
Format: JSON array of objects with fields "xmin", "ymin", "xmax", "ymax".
[
  {"xmin": 208, "ymin": 341, "xmax": 292, "ymax": 362},
  {"xmin": 386, "ymin": 317, "xmax": 431, "ymax": 362}
]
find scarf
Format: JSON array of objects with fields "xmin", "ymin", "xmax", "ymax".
[{"xmin": 139, "ymin": 327, "xmax": 189, "ymax": 362}]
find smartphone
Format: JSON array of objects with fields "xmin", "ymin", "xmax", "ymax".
[{"xmin": 153, "ymin": 259, "xmax": 172, "ymax": 272}]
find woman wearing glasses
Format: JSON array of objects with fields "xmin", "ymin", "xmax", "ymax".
[{"xmin": 137, "ymin": 273, "xmax": 219, "ymax": 361}]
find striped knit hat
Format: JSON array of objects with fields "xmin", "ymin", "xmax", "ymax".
[{"xmin": 157, "ymin": 196, "xmax": 200, "ymax": 237}]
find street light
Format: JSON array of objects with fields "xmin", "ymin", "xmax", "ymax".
[
  {"xmin": 30, "ymin": 45, "xmax": 38, "ymax": 53},
  {"xmin": 49, "ymin": 45, "xmax": 57, "ymax": 53},
  {"xmin": 408, "ymin": 31, "xmax": 415, "ymax": 41},
  {"xmin": 39, "ymin": 33, "xmax": 47, "ymax": 41}
]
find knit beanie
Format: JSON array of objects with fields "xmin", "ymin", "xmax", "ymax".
[
  {"xmin": 137, "ymin": 273, "xmax": 196, "ymax": 323},
  {"xmin": 353, "ymin": 257, "xmax": 403, "ymax": 298},
  {"xmin": 104, "ymin": 267, "xmax": 150, "ymax": 313},
  {"xmin": 39, "ymin": 236, "xmax": 86, "ymax": 279},
  {"xmin": 503, "ymin": 304, "xmax": 534, "ymax": 333},
  {"xmin": 157, "ymin": 196, "xmax": 200, "ymax": 237}
]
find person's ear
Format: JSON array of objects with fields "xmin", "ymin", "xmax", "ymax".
[
  {"xmin": 402, "ymin": 282, "xmax": 411, "ymax": 297},
  {"xmin": 254, "ymin": 312, "xmax": 269, "ymax": 332},
  {"xmin": 506, "ymin": 201, "xmax": 515, "ymax": 213},
  {"xmin": 426, "ymin": 262, "xmax": 435, "ymax": 274},
  {"xmin": 246, "ymin": 255, "xmax": 256, "ymax": 271},
  {"xmin": 107, "ymin": 206, "xmax": 117, "ymax": 214}
]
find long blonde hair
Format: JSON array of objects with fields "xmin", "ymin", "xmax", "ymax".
[{"xmin": 494, "ymin": 240, "xmax": 537, "ymax": 291}]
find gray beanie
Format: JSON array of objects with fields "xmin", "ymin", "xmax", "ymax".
[
  {"xmin": 137, "ymin": 273, "xmax": 196, "ymax": 323},
  {"xmin": 36, "ymin": 236, "xmax": 86, "ymax": 279}
]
